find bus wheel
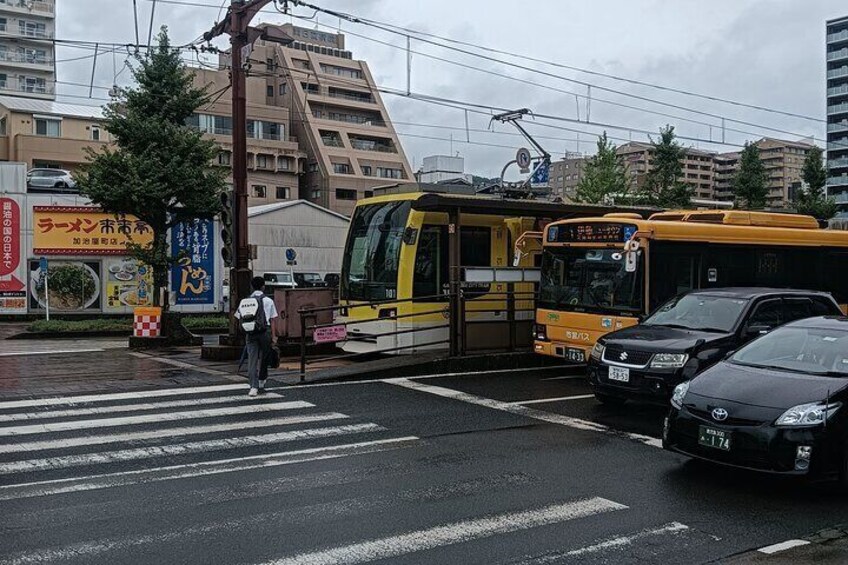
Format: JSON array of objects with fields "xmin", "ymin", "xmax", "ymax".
[{"xmin": 594, "ymin": 393, "xmax": 627, "ymax": 406}]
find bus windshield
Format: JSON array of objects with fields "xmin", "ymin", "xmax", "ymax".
[
  {"xmin": 538, "ymin": 247, "xmax": 643, "ymax": 315},
  {"xmin": 341, "ymin": 200, "xmax": 411, "ymax": 301}
]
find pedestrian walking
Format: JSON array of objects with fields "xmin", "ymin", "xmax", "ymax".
[{"xmin": 235, "ymin": 276, "xmax": 279, "ymax": 397}]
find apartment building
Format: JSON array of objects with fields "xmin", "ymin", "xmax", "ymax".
[
  {"xmin": 260, "ymin": 24, "xmax": 414, "ymax": 216},
  {"xmin": 713, "ymin": 151, "xmax": 740, "ymax": 201},
  {"xmin": 548, "ymin": 153, "xmax": 586, "ymax": 201},
  {"xmin": 0, "ymin": 0, "xmax": 55, "ymax": 100},
  {"xmin": 755, "ymin": 137, "xmax": 812, "ymax": 206},
  {"xmin": 616, "ymin": 142, "xmax": 715, "ymax": 199},
  {"xmin": 827, "ymin": 15, "xmax": 848, "ymax": 205},
  {"xmin": 0, "ymin": 95, "xmax": 107, "ymax": 170},
  {"xmin": 190, "ymin": 67, "xmax": 305, "ymax": 207}
]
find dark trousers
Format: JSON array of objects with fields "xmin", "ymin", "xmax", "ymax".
[{"xmin": 246, "ymin": 330, "xmax": 271, "ymax": 388}]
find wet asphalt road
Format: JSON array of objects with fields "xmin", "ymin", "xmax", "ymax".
[{"xmin": 1, "ymin": 345, "xmax": 848, "ymax": 564}]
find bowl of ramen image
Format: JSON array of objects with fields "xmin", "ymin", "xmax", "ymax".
[
  {"xmin": 31, "ymin": 262, "xmax": 100, "ymax": 310},
  {"xmin": 119, "ymin": 289, "xmax": 151, "ymax": 307}
]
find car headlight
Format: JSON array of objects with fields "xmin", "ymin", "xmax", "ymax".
[
  {"xmin": 670, "ymin": 381, "xmax": 690, "ymax": 409},
  {"xmin": 650, "ymin": 353, "xmax": 689, "ymax": 369},
  {"xmin": 590, "ymin": 342, "xmax": 605, "ymax": 361},
  {"xmin": 775, "ymin": 402, "xmax": 841, "ymax": 427}
]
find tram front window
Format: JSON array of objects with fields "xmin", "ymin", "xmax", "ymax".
[
  {"xmin": 538, "ymin": 247, "xmax": 643, "ymax": 315},
  {"xmin": 341, "ymin": 201, "xmax": 411, "ymax": 301}
]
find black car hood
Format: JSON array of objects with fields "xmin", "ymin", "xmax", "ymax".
[
  {"xmin": 688, "ymin": 362, "xmax": 848, "ymax": 410},
  {"xmin": 603, "ymin": 325, "xmax": 730, "ymax": 352}
]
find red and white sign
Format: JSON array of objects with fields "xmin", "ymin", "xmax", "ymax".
[
  {"xmin": 313, "ymin": 324, "xmax": 347, "ymax": 343},
  {"xmin": 0, "ymin": 196, "xmax": 26, "ymax": 314},
  {"xmin": 133, "ymin": 307, "xmax": 162, "ymax": 338}
]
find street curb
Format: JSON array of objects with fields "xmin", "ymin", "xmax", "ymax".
[{"xmin": 6, "ymin": 328, "xmax": 226, "ymax": 340}]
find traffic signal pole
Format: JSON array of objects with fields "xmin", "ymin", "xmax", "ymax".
[{"xmin": 202, "ymin": 0, "xmax": 291, "ymax": 345}]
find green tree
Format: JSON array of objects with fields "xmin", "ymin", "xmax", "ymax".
[
  {"xmin": 575, "ymin": 132, "xmax": 629, "ymax": 204},
  {"xmin": 640, "ymin": 125, "xmax": 692, "ymax": 208},
  {"xmin": 77, "ymin": 28, "xmax": 225, "ymax": 324},
  {"xmin": 796, "ymin": 146, "xmax": 837, "ymax": 220},
  {"xmin": 733, "ymin": 142, "xmax": 768, "ymax": 209}
]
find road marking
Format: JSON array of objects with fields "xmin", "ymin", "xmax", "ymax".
[
  {"xmin": 0, "ymin": 392, "xmax": 285, "ymax": 422},
  {"xmin": 561, "ymin": 522, "xmax": 689, "ymax": 558},
  {"xmin": 386, "ymin": 378, "xmax": 663, "ymax": 448},
  {"xmin": 0, "ymin": 348, "xmax": 105, "ymax": 357},
  {"xmin": 0, "ymin": 412, "xmax": 349, "ymax": 454},
  {"xmin": 758, "ymin": 539, "xmax": 811, "ymax": 554},
  {"xmin": 128, "ymin": 351, "xmax": 236, "ymax": 378},
  {"xmin": 0, "ymin": 423, "xmax": 384, "ymax": 474},
  {"xmin": 0, "ymin": 436, "xmax": 419, "ymax": 500},
  {"xmin": 262, "ymin": 497, "xmax": 627, "ymax": 565},
  {"xmin": 507, "ymin": 394, "xmax": 595, "ymax": 406},
  {"xmin": 540, "ymin": 375, "xmax": 585, "ymax": 381},
  {"xmin": 0, "ymin": 383, "xmax": 250, "ymax": 410},
  {"xmin": 0, "ymin": 401, "xmax": 314, "ymax": 437}
]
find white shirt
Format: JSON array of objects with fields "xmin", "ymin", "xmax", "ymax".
[{"xmin": 235, "ymin": 290, "xmax": 279, "ymax": 321}]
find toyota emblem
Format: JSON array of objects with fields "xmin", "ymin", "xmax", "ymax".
[
  {"xmin": 711, "ymin": 408, "xmax": 728, "ymax": 422},
  {"xmin": 619, "ymin": 351, "xmax": 628, "ymax": 361}
]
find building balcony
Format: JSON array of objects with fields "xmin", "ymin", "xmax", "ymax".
[
  {"xmin": 831, "ymin": 191, "xmax": 848, "ymax": 203},
  {"xmin": 0, "ymin": 51, "xmax": 52, "ymax": 70},
  {"xmin": 829, "ymin": 102, "xmax": 848, "ymax": 115},
  {"xmin": 829, "ymin": 84, "xmax": 848, "ymax": 98},
  {"xmin": 829, "ymin": 122, "xmax": 848, "ymax": 133},
  {"xmin": 349, "ymin": 140, "xmax": 396, "ymax": 153},
  {"xmin": 828, "ymin": 67, "xmax": 848, "ymax": 80},
  {"xmin": 0, "ymin": 0, "xmax": 54, "ymax": 16},
  {"xmin": 830, "ymin": 48, "xmax": 848, "ymax": 62},
  {"xmin": 829, "ymin": 176, "xmax": 848, "ymax": 187},
  {"xmin": 829, "ymin": 30, "xmax": 848, "ymax": 44},
  {"xmin": 0, "ymin": 23, "xmax": 54, "ymax": 40},
  {"xmin": 326, "ymin": 90, "xmax": 374, "ymax": 104},
  {"xmin": 311, "ymin": 111, "xmax": 387, "ymax": 128},
  {"xmin": 0, "ymin": 79, "xmax": 54, "ymax": 98},
  {"xmin": 829, "ymin": 139, "xmax": 848, "ymax": 152},
  {"xmin": 831, "ymin": 157, "xmax": 848, "ymax": 170}
]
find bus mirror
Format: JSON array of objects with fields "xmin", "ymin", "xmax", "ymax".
[{"xmin": 625, "ymin": 250, "xmax": 637, "ymax": 273}]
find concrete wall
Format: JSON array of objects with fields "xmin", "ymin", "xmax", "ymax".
[{"xmin": 249, "ymin": 202, "xmax": 349, "ymax": 277}]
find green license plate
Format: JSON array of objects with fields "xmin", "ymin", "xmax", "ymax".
[{"xmin": 698, "ymin": 425, "xmax": 731, "ymax": 451}]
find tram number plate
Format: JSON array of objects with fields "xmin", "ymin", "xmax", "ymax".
[
  {"xmin": 565, "ymin": 347, "xmax": 585, "ymax": 363},
  {"xmin": 698, "ymin": 426, "xmax": 731, "ymax": 451}
]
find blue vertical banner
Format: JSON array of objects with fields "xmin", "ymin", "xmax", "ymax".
[{"xmin": 171, "ymin": 218, "xmax": 215, "ymax": 305}]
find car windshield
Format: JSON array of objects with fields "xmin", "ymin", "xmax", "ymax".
[
  {"xmin": 264, "ymin": 273, "xmax": 292, "ymax": 283},
  {"xmin": 538, "ymin": 247, "xmax": 643, "ymax": 315},
  {"xmin": 731, "ymin": 325, "xmax": 848, "ymax": 376},
  {"xmin": 302, "ymin": 273, "xmax": 321, "ymax": 281},
  {"xmin": 644, "ymin": 294, "xmax": 748, "ymax": 332},
  {"xmin": 341, "ymin": 200, "xmax": 411, "ymax": 301}
]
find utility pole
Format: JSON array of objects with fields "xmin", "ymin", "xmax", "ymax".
[{"xmin": 203, "ymin": 0, "xmax": 294, "ymax": 347}]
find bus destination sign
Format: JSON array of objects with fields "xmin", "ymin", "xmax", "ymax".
[{"xmin": 549, "ymin": 223, "xmax": 637, "ymax": 243}]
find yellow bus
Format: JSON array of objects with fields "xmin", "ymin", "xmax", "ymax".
[
  {"xmin": 535, "ymin": 210, "xmax": 848, "ymax": 363},
  {"xmin": 337, "ymin": 190, "xmax": 649, "ymax": 354}
]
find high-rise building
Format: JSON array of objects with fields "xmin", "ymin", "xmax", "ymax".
[
  {"xmin": 713, "ymin": 151, "xmax": 740, "ymax": 201},
  {"xmin": 255, "ymin": 24, "xmax": 414, "ymax": 216},
  {"xmin": 827, "ymin": 16, "xmax": 848, "ymax": 205},
  {"xmin": 616, "ymin": 142, "xmax": 715, "ymax": 200},
  {"xmin": 0, "ymin": 0, "xmax": 56, "ymax": 100},
  {"xmin": 754, "ymin": 137, "xmax": 813, "ymax": 206},
  {"xmin": 548, "ymin": 153, "xmax": 586, "ymax": 201}
]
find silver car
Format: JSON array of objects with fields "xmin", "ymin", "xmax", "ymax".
[{"xmin": 27, "ymin": 168, "xmax": 76, "ymax": 189}]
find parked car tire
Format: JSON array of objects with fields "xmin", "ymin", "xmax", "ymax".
[{"xmin": 594, "ymin": 393, "xmax": 627, "ymax": 406}]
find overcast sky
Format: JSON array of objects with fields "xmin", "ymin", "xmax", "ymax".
[{"xmin": 57, "ymin": 0, "xmax": 846, "ymax": 178}]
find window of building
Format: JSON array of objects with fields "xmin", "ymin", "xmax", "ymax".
[
  {"xmin": 319, "ymin": 63, "xmax": 363, "ymax": 79},
  {"xmin": 247, "ymin": 120, "xmax": 282, "ymax": 141},
  {"xmin": 90, "ymin": 125, "xmax": 100, "ymax": 141},
  {"xmin": 252, "ymin": 185, "xmax": 266, "ymax": 198},
  {"xmin": 19, "ymin": 20, "xmax": 46, "ymax": 38},
  {"xmin": 335, "ymin": 188, "xmax": 357, "ymax": 200},
  {"xmin": 0, "ymin": 18, "xmax": 6, "ymax": 33},
  {"xmin": 277, "ymin": 156, "xmax": 289, "ymax": 170},
  {"xmin": 307, "ymin": 162, "xmax": 319, "ymax": 173},
  {"xmin": 266, "ymin": 85, "xmax": 273, "ymax": 97},
  {"xmin": 279, "ymin": 83, "xmax": 286, "ymax": 95},
  {"xmin": 217, "ymin": 151, "xmax": 231, "ymax": 166},
  {"xmin": 0, "ymin": 73, "xmax": 6, "ymax": 88},
  {"xmin": 310, "ymin": 189, "xmax": 321, "ymax": 199},
  {"xmin": 364, "ymin": 190, "xmax": 374, "ymax": 198},
  {"xmin": 22, "ymin": 76, "xmax": 46, "ymax": 94},
  {"xmin": 0, "ymin": 116, "xmax": 5, "ymax": 136},
  {"xmin": 275, "ymin": 186, "xmax": 290, "ymax": 200},
  {"xmin": 377, "ymin": 167, "xmax": 403, "ymax": 179},
  {"xmin": 333, "ymin": 163, "xmax": 352, "ymax": 174},
  {"xmin": 265, "ymin": 58, "xmax": 275, "ymax": 71},
  {"xmin": 34, "ymin": 117, "xmax": 60, "ymax": 137},
  {"xmin": 361, "ymin": 165, "xmax": 372, "ymax": 176},
  {"xmin": 256, "ymin": 154, "xmax": 271, "ymax": 169}
]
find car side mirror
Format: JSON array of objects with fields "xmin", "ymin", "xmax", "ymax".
[{"xmin": 744, "ymin": 325, "xmax": 771, "ymax": 339}]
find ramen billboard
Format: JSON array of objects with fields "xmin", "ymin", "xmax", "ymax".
[{"xmin": 32, "ymin": 206, "xmax": 154, "ymax": 255}]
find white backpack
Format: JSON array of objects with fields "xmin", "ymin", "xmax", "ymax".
[{"xmin": 237, "ymin": 295, "xmax": 268, "ymax": 334}]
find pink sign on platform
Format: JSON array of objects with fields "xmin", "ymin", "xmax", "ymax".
[{"xmin": 314, "ymin": 324, "xmax": 347, "ymax": 343}]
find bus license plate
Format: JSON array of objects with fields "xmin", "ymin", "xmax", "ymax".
[
  {"xmin": 565, "ymin": 348, "xmax": 585, "ymax": 363},
  {"xmin": 608, "ymin": 366, "xmax": 630, "ymax": 382},
  {"xmin": 698, "ymin": 425, "xmax": 731, "ymax": 451}
]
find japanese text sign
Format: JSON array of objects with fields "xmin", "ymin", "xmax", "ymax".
[
  {"xmin": 171, "ymin": 218, "xmax": 215, "ymax": 305},
  {"xmin": 33, "ymin": 206, "xmax": 154, "ymax": 255},
  {"xmin": 0, "ymin": 196, "xmax": 26, "ymax": 313}
]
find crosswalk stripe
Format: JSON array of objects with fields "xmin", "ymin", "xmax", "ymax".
[
  {"xmin": 0, "ymin": 384, "xmax": 250, "ymax": 410},
  {"xmin": 0, "ymin": 401, "xmax": 314, "ymax": 437},
  {"xmin": 561, "ymin": 522, "xmax": 689, "ymax": 558},
  {"xmin": 507, "ymin": 394, "xmax": 595, "ymax": 405},
  {"xmin": 0, "ymin": 436, "xmax": 420, "ymax": 500},
  {"xmin": 262, "ymin": 497, "xmax": 627, "ymax": 565},
  {"xmin": 0, "ymin": 393, "xmax": 284, "ymax": 422},
  {"xmin": 0, "ymin": 412, "xmax": 350, "ymax": 454},
  {"xmin": 0, "ymin": 423, "xmax": 385, "ymax": 474}
]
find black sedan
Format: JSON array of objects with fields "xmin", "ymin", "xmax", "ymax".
[
  {"xmin": 664, "ymin": 316, "xmax": 848, "ymax": 483},
  {"xmin": 588, "ymin": 288, "xmax": 841, "ymax": 405}
]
